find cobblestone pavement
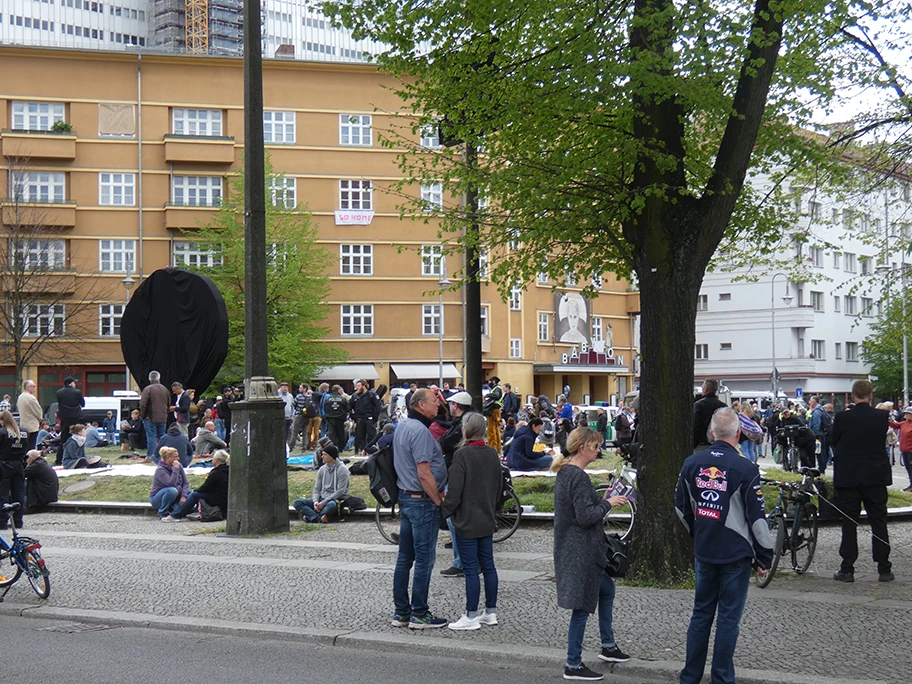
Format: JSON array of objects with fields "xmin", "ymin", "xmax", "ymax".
[{"xmin": 4, "ymin": 512, "xmax": 912, "ymax": 683}]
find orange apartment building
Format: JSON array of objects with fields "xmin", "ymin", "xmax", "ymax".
[{"xmin": 0, "ymin": 45, "xmax": 640, "ymax": 410}]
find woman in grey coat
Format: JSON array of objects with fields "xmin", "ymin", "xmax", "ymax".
[{"xmin": 553, "ymin": 426, "xmax": 630, "ymax": 681}]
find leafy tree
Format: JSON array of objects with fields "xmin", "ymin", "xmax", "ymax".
[
  {"xmin": 862, "ymin": 295, "xmax": 911, "ymax": 402},
  {"xmin": 324, "ymin": 0, "xmax": 911, "ymax": 581},
  {"xmin": 186, "ymin": 163, "xmax": 347, "ymax": 391}
]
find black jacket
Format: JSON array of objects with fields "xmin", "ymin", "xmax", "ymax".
[
  {"xmin": 25, "ymin": 456, "xmax": 59, "ymax": 508},
  {"xmin": 692, "ymin": 394, "xmax": 727, "ymax": 448},
  {"xmin": 439, "ymin": 410, "xmax": 473, "ymax": 468},
  {"xmin": 197, "ymin": 463, "xmax": 229, "ymax": 513},
  {"xmin": 323, "ymin": 392, "xmax": 348, "ymax": 419},
  {"xmin": 350, "ymin": 390, "xmax": 382, "ymax": 421},
  {"xmin": 56, "ymin": 385, "xmax": 85, "ymax": 421},
  {"xmin": 0, "ymin": 427, "xmax": 25, "ymax": 463},
  {"xmin": 502, "ymin": 392, "xmax": 520, "ymax": 417},
  {"xmin": 831, "ymin": 402, "xmax": 892, "ymax": 489}
]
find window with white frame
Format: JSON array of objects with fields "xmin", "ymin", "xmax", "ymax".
[
  {"xmin": 809, "ymin": 246, "xmax": 824, "ymax": 267},
  {"xmin": 422, "ymin": 304, "xmax": 441, "ymax": 336},
  {"xmin": 833, "ymin": 251, "xmax": 841, "ymax": 269},
  {"xmin": 591, "ymin": 317, "xmax": 603, "ymax": 343},
  {"xmin": 420, "ymin": 124, "xmax": 440, "ymax": 149},
  {"xmin": 835, "ymin": 342, "xmax": 842, "ymax": 359},
  {"xmin": 11, "ymin": 101, "xmax": 64, "ymax": 131},
  {"xmin": 846, "ymin": 341, "xmax": 859, "ymax": 361},
  {"xmin": 477, "ymin": 249, "xmax": 488, "ymax": 279},
  {"xmin": 172, "ymin": 176, "xmax": 222, "ymax": 206},
  {"xmin": 421, "ymin": 244, "xmax": 443, "ymax": 276},
  {"xmin": 844, "ymin": 295, "xmax": 857, "ymax": 315},
  {"xmin": 341, "ymin": 304, "xmax": 373, "ymax": 336},
  {"xmin": 833, "ymin": 295, "xmax": 840, "ymax": 312},
  {"xmin": 99, "ymin": 304, "xmax": 124, "ymax": 337},
  {"xmin": 269, "ymin": 177, "xmax": 295, "ymax": 208},
  {"xmin": 509, "ymin": 285, "xmax": 522, "ymax": 311},
  {"xmin": 339, "ymin": 179, "xmax": 372, "ymax": 210},
  {"xmin": 99, "ymin": 172, "xmax": 135, "ymax": 206},
  {"xmin": 697, "ymin": 294, "xmax": 708, "ymax": 311},
  {"xmin": 860, "ymin": 257, "xmax": 872, "ymax": 275},
  {"xmin": 480, "ymin": 305, "xmax": 489, "ymax": 337},
  {"xmin": 172, "ymin": 108, "xmax": 222, "ymax": 136},
  {"xmin": 537, "ymin": 271, "xmax": 549, "ymax": 285},
  {"xmin": 172, "ymin": 241, "xmax": 222, "ymax": 268},
  {"xmin": 263, "ymin": 111, "xmax": 295, "ymax": 144},
  {"xmin": 10, "ymin": 239, "xmax": 65, "ymax": 270},
  {"xmin": 508, "ymin": 228, "xmax": 520, "ymax": 251},
  {"xmin": 811, "ymin": 339, "xmax": 825, "ymax": 359},
  {"xmin": 9, "ymin": 171, "xmax": 65, "ymax": 203},
  {"xmin": 339, "ymin": 114, "xmax": 372, "ymax": 146},
  {"xmin": 21, "ymin": 304, "xmax": 64, "ymax": 337},
  {"xmin": 810, "ymin": 291, "xmax": 824, "ymax": 312},
  {"xmin": 538, "ymin": 313, "xmax": 550, "ymax": 342},
  {"xmin": 844, "ymin": 252, "xmax": 857, "ymax": 272},
  {"xmin": 99, "ymin": 239, "xmax": 135, "ymax": 272},
  {"xmin": 808, "ymin": 200, "xmax": 822, "ymax": 220},
  {"xmin": 564, "ymin": 272, "xmax": 577, "ymax": 287},
  {"xmin": 592, "ymin": 274, "xmax": 604, "ymax": 289},
  {"xmin": 420, "ymin": 182, "xmax": 443, "ymax": 211},
  {"xmin": 510, "ymin": 338, "xmax": 521, "ymax": 359},
  {"xmin": 861, "ymin": 297, "xmax": 874, "ymax": 316},
  {"xmin": 340, "ymin": 244, "xmax": 373, "ymax": 276},
  {"xmin": 695, "ymin": 343, "xmax": 709, "ymax": 360}
]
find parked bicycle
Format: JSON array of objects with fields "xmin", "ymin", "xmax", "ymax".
[
  {"xmin": 595, "ymin": 450, "xmax": 638, "ymax": 541},
  {"xmin": 0, "ymin": 503, "xmax": 51, "ymax": 600},
  {"xmin": 775, "ymin": 424, "xmax": 805, "ymax": 473},
  {"xmin": 756, "ymin": 466, "xmax": 821, "ymax": 588}
]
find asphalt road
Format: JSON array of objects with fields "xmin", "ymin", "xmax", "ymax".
[{"xmin": 0, "ymin": 613, "xmax": 665, "ymax": 684}]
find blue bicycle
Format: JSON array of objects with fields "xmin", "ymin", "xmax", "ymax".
[{"xmin": 0, "ymin": 503, "xmax": 50, "ymax": 600}]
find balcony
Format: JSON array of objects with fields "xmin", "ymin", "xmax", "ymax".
[
  {"xmin": 164, "ymin": 202, "xmax": 220, "ymax": 229},
  {"xmin": 776, "ymin": 304, "xmax": 816, "ymax": 329},
  {"xmin": 163, "ymin": 135, "xmax": 235, "ymax": 164},
  {"xmin": 0, "ymin": 200, "xmax": 77, "ymax": 228},
  {"xmin": 1, "ymin": 130, "xmax": 77, "ymax": 160}
]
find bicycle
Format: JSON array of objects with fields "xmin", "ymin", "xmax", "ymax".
[
  {"xmin": 755, "ymin": 466, "xmax": 820, "ymax": 588},
  {"xmin": 0, "ymin": 503, "xmax": 51, "ymax": 600},
  {"xmin": 595, "ymin": 449, "xmax": 638, "ymax": 541},
  {"xmin": 775, "ymin": 424, "xmax": 804, "ymax": 473}
]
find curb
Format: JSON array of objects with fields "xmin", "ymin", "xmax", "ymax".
[{"xmin": 0, "ymin": 602, "xmax": 887, "ymax": 684}]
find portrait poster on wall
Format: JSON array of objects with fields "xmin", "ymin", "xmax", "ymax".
[{"xmin": 554, "ymin": 291, "xmax": 590, "ymax": 345}]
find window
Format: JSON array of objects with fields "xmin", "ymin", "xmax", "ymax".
[
  {"xmin": 844, "ymin": 252, "xmax": 857, "ymax": 272},
  {"xmin": 339, "ymin": 179, "xmax": 371, "ymax": 210},
  {"xmin": 21, "ymin": 304, "xmax": 64, "ymax": 337},
  {"xmin": 846, "ymin": 341, "xmax": 859, "ymax": 362},
  {"xmin": 809, "ymin": 246, "xmax": 823, "ymax": 267},
  {"xmin": 860, "ymin": 257, "xmax": 872, "ymax": 275},
  {"xmin": 477, "ymin": 249, "xmax": 488, "ymax": 279},
  {"xmin": 811, "ymin": 339, "xmax": 825, "ymax": 360},
  {"xmin": 172, "ymin": 108, "xmax": 222, "ymax": 136},
  {"xmin": 172, "ymin": 241, "xmax": 222, "ymax": 268},
  {"xmin": 843, "ymin": 209, "xmax": 855, "ymax": 230},
  {"xmin": 592, "ymin": 274, "xmax": 603, "ymax": 289},
  {"xmin": 538, "ymin": 313, "xmax": 550, "ymax": 342},
  {"xmin": 340, "ymin": 244, "xmax": 372, "ymax": 276},
  {"xmin": 510, "ymin": 338, "xmax": 521, "ymax": 359},
  {"xmin": 844, "ymin": 296, "xmax": 857, "ymax": 315},
  {"xmin": 833, "ymin": 251, "xmax": 841, "ymax": 269},
  {"xmin": 480, "ymin": 305, "xmax": 489, "ymax": 337},
  {"xmin": 99, "ymin": 239, "xmax": 135, "ymax": 272},
  {"xmin": 697, "ymin": 294, "xmax": 708, "ymax": 311},
  {"xmin": 420, "ymin": 124, "xmax": 440, "ymax": 149},
  {"xmin": 339, "ymin": 114, "xmax": 372, "ymax": 146},
  {"xmin": 11, "ymin": 101, "xmax": 64, "ymax": 131},
  {"xmin": 831, "ymin": 208, "xmax": 840, "ymax": 226},
  {"xmin": 508, "ymin": 228, "xmax": 520, "ymax": 251},
  {"xmin": 9, "ymin": 171, "xmax": 65, "ymax": 203},
  {"xmin": 99, "ymin": 172, "xmax": 135, "ymax": 206},
  {"xmin": 720, "ymin": 342, "xmax": 732, "ymax": 351},
  {"xmin": 833, "ymin": 295, "xmax": 840, "ymax": 313},
  {"xmin": 719, "ymin": 293, "xmax": 731, "ymax": 301},
  {"xmin": 420, "ymin": 182, "xmax": 443, "ymax": 211},
  {"xmin": 509, "ymin": 285, "xmax": 522, "ymax": 311},
  {"xmin": 422, "ymin": 304, "xmax": 442, "ymax": 336},
  {"xmin": 537, "ymin": 271, "xmax": 549, "ymax": 285},
  {"xmin": 263, "ymin": 111, "xmax": 295, "ymax": 143},
  {"xmin": 421, "ymin": 244, "xmax": 443, "ymax": 277},
  {"xmin": 810, "ymin": 291, "xmax": 824, "ymax": 312},
  {"xmin": 564, "ymin": 272, "xmax": 577, "ymax": 287},
  {"xmin": 341, "ymin": 304, "xmax": 373, "ymax": 336},
  {"xmin": 10, "ymin": 239, "xmax": 65, "ymax": 270},
  {"xmin": 591, "ymin": 317, "xmax": 603, "ymax": 344},
  {"xmin": 99, "ymin": 304, "xmax": 124, "ymax": 337},
  {"xmin": 171, "ymin": 176, "xmax": 222, "ymax": 207},
  {"xmin": 861, "ymin": 297, "xmax": 874, "ymax": 317},
  {"xmin": 835, "ymin": 342, "xmax": 842, "ymax": 359},
  {"xmin": 269, "ymin": 177, "xmax": 295, "ymax": 208},
  {"xmin": 808, "ymin": 201, "xmax": 822, "ymax": 220},
  {"xmin": 695, "ymin": 344, "xmax": 709, "ymax": 360}
]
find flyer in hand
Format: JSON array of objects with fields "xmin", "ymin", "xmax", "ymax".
[{"xmin": 609, "ymin": 478, "xmax": 637, "ymax": 503}]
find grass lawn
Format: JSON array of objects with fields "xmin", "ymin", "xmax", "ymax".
[{"xmin": 758, "ymin": 466, "xmax": 912, "ymax": 511}]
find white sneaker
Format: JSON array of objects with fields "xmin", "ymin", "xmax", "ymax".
[
  {"xmin": 477, "ymin": 611, "xmax": 498, "ymax": 626},
  {"xmin": 448, "ymin": 614, "xmax": 481, "ymax": 631},
  {"xmin": 161, "ymin": 516, "xmax": 183, "ymax": 523}
]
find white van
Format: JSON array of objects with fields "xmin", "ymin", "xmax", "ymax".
[{"xmin": 82, "ymin": 391, "xmax": 141, "ymax": 442}]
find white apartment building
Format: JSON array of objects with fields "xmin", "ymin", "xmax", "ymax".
[
  {"xmin": 695, "ymin": 174, "xmax": 912, "ymax": 408},
  {"xmin": 0, "ymin": 0, "xmax": 149, "ymax": 50}
]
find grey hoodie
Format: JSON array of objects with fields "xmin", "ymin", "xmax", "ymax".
[{"xmin": 194, "ymin": 427, "xmax": 226, "ymax": 455}]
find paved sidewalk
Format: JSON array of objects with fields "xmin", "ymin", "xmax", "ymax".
[{"xmin": 2, "ymin": 512, "xmax": 911, "ymax": 683}]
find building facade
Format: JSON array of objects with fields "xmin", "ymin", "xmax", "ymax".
[{"xmin": 0, "ymin": 45, "xmax": 639, "ymax": 410}]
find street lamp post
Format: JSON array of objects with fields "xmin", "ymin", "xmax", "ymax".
[
  {"xmin": 438, "ymin": 255, "xmax": 452, "ymax": 388},
  {"xmin": 770, "ymin": 273, "xmax": 793, "ymax": 401},
  {"xmin": 122, "ymin": 274, "xmax": 136, "ymax": 391}
]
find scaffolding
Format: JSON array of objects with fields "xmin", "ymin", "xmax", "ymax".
[{"xmin": 185, "ymin": 0, "xmax": 209, "ymax": 54}]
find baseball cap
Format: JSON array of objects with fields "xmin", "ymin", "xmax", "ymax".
[
  {"xmin": 448, "ymin": 391, "xmax": 473, "ymax": 407},
  {"xmin": 903, "ymin": 407, "xmax": 912, "ymax": 415}
]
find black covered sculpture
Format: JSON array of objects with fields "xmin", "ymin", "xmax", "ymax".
[{"xmin": 120, "ymin": 267, "xmax": 229, "ymax": 392}]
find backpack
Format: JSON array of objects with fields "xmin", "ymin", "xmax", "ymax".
[
  {"xmin": 300, "ymin": 393, "xmax": 317, "ymax": 418},
  {"xmin": 818, "ymin": 408, "xmax": 834, "ymax": 442},
  {"xmin": 363, "ymin": 444, "xmax": 398, "ymax": 506},
  {"xmin": 199, "ymin": 500, "xmax": 224, "ymax": 522}
]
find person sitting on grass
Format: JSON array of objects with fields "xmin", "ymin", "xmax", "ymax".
[
  {"xmin": 120, "ymin": 409, "xmax": 145, "ymax": 454},
  {"xmin": 24, "ymin": 449, "xmax": 58, "ymax": 511},
  {"xmin": 61, "ymin": 424, "xmax": 89, "ymax": 469},
  {"xmin": 85, "ymin": 422, "xmax": 110, "ymax": 449},
  {"xmin": 292, "ymin": 444, "xmax": 350, "ymax": 523},
  {"xmin": 154, "ymin": 423, "xmax": 193, "ymax": 467},
  {"xmin": 163, "ymin": 449, "xmax": 229, "ymax": 522},
  {"xmin": 150, "ymin": 446, "xmax": 189, "ymax": 519},
  {"xmin": 192, "ymin": 420, "xmax": 227, "ymax": 456}
]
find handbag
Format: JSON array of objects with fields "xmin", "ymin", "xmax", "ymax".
[{"xmin": 604, "ymin": 533, "xmax": 629, "ymax": 578}]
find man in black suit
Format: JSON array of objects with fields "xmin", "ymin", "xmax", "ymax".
[
  {"xmin": 55, "ymin": 376, "xmax": 84, "ymax": 465},
  {"xmin": 170, "ymin": 382, "xmax": 192, "ymax": 437},
  {"xmin": 692, "ymin": 379, "xmax": 727, "ymax": 453},
  {"xmin": 831, "ymin": 379, "xmax": 893, "ymax": 583}
]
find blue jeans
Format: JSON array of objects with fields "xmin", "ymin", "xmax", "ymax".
[
  {"xmin": 214, "ymin": 418, "xmax": 226, "ymax": 441},
  {"xmin": 454, "ymin": 533, "xmax": 497, "ymax": 613},
  {"xmin": 144, "ymin": 419, "xmax": 166, "ymax": 460},
  {"xmin": 567, "ymin": 572, "xmax": 616, "ymax": 668},
  {"xmin": 739, "ymin": 440, "xmax": 756, "ymax": 463},
  {"xmin": 292, "ymin": 497, "xmax": 338, "ymax": 522},
  {"xmin": 150, "ymin": 487, "xmax": 180, "ymax": 517},
  {"xmin": 170, "ymin": 490, "xmax": 202, "ymax": 519},
  {"xmin": 519, "ymin": 454, "xmax": 553, "ymax": 470},
  {"xmin": 680, "ymin": 557, "xmax": 751, "ymax": 684},
  {"xmin": 393, "ymin": 493, "xmax": 441, "ymax": 618},
  {"xmin": 446, "ymin": 515, "xmax": 463, "ymax": 570}
]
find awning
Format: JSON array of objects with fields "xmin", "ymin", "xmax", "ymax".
[
  {"xmin": 533, "ymin": 364, "xmax": 631, "ymax": 375},
  {"xmin": 314, "ymin": 364, "xmax": 379, "ymax": 381},
  {"xmin": 391, "ymin": 363, "xmax": 461, "ymax": 380}
]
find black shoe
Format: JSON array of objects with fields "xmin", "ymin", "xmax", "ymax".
[
  {"xmin": 440, "ymin": 566, "xmax": 464, "ymax": 578},
  {"xmin": 598, "ymin": 646, "xmax": 630, "ymax": 663},
  {"xmin": 563, "ymin": 664, "xmax": 603, "ymax": 681},
  {"xmin": 833, "ymin": 571, "xmax": 855, "ymax": 583},
  {"xmin": 879, "ymin": 571, "xmax": 895, "ymax": 582}
]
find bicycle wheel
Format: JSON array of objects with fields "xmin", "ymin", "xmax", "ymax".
[
  {"xmin": 0, "ymin": 547, "xmax": 22, "ymax": 587},
  {"xmin": 788, "ymin": 447, "xmax": 799, "ymax": 472},
  {"xmin": 791, "ymin": 504, "xmax": 818, "ymax": 574},
  {"xmin": 757, "ymin": 514, "xmax": 784, "ymax": 588},
  {"xmin": 375, "ymin": 502, "xmax": 400, "ymax": 545},
  {"xmin": 493, "ymin": 490, "xmax": 522, "ymax": 543},
  {"xmin": 23, "ymin": 549, "xmax": 50, "ymax": 599},
  {"xmin": 595, "ymin": 486, "xmax": 636, "ymax": 540}
]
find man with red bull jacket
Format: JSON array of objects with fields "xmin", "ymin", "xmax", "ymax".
[{"xmin": 675, "ymin": 407, "xmax": 773, "ymax": 684}]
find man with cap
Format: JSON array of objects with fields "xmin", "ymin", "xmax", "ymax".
[
  {"xmin": 438, "ymin": 391, "xmax": 475, "ymax": 578},
  {"xmin": 485, "ymin": 377, "xmax": 504, "ymax": 453},
  {"xmin": 292, "ymin": 444, "xmax": 350, "ymax": 523},
  {"xmin": 55, "ymin": 375, "xmax": 85, "ymax": 465}
]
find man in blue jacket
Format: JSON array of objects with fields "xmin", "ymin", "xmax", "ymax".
[{"xmin": 675, "ymin": 407, "xmax": 773, "ymax": 684}]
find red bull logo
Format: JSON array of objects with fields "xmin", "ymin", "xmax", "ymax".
[
  {"xmin": 695, "ymin": 466, "xmax": 728, "ymax": 492},
  {"xmin": 698, "ymin": 467, "xmax": 726, "ymax": 479}
]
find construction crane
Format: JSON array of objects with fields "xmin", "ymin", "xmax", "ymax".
[{"xmin": 185, "ymin": 0, "xmax": 209, "ymax": 53}]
